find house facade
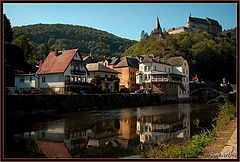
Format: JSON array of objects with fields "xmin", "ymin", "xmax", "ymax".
[
  {"xmin": 86, "ymin": 63, "xmax": 120, "ymax": 92},
  {"xmin": 15, "ymin": 49, "xmax": 89, "ymax": 94},
  {"xmin": 15, "ymin": 74, "xmax": 38, "ymax": 90},
  {"xmin": 168, "ymin": 56, "xmax": 190, "ymax": 99},
  {"xmin": 136, "ymin": 55, "xmax": 189, "ymax": 99},
  {"xmin": 114, "ymin": 57, "xmax": 139, "ymax": 92}
]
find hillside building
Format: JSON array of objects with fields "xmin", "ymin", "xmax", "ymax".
[
  {"xmin": 86, "ymin": 63, "xmax": 120, "ymax": 92},
  {"xmin": 186, "ymin": 16, "xmax": 222, "ymax": 34},
  {"xmin": 136, "ymin": 55, "xmax": 189, "ymax": 100},
  {"xmin": 113, "ymin": 57, "xmax": 139, "ymax": 92}
]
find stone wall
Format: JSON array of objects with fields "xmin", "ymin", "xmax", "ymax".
[{"xmin": 5, "ymin": 93, "xmax": 170, "ymax": 115}]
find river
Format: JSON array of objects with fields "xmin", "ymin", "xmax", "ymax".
[{"xmin": 4, "ymin": 103, "xmax": 219, "ymax": 158}]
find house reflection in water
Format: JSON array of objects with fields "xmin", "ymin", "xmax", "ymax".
[
  {"xmin": 136, "ymin": 104, "xmax": 191, "ymax": 145},
  {"xmin": 118, "ymin": 109, "xmax": 138, "ymax": 149}
]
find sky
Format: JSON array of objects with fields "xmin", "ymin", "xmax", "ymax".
[{"xmin": 3, "ymin": 3, "xmax": 237, "ymax": 41}]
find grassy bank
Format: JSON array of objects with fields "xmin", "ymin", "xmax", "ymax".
[{"xmin": 143, "ymin": 100, "xmax": 236, "ymax": 159}]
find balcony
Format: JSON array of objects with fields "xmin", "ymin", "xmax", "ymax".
[
  {"xmin": 151, "ymin": 78, "xmax": 169, "ymax": 82},
  {"xmin": 71, "ymin": 69, "xmax": 86, "ymax": 75}
]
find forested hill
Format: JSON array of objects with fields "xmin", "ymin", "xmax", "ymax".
[
  {"xmin": 12, "ymin": 23, "xmax": 136, "ymax": 60},
  {"xmin": 123, "ymin": 28, "xmax": 236, "ymax": 83}
]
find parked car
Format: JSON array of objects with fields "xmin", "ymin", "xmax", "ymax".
[{"xmin": 135, "ymin": 89, "xmax": 144, "ymax": 93}]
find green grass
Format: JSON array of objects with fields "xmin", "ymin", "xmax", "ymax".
[{"xmin": 144, "ymin": 132, "xmax": 214, "ymax": 158}]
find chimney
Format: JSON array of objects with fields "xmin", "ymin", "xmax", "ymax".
[{"xmin": 55, "ymin": 49, "xmax": 59, "ymax": 56}]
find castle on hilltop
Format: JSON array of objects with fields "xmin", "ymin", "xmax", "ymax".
[{"xmin": 168, "ymin": 14, "xmax": 222, "ymax": 35}]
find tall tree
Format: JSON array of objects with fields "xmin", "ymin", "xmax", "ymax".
[
  {"xmin": 12, "ymin": 35, "xmax": 33, "ymax": 63},
  {"xmin": 4, "ymin": 14, "xmax": 13, "ymax": 43}
]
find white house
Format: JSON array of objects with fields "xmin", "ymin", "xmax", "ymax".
[
  {"xmin": 15, "ymin": 49, "xmax": 89, "ymax": 94},
  {"xmin": 168, "ymin": 56, "xmax": 190, "ymax": 99},
  {"xmin": 15, "ymin": 73, "xmax": 38, "ymax": 90},
  {"xmin": 136, "ymin": 55, "xmax": 189, "ymax": 100},
  {"xmin": 86, "ymin": 63, "xmax": 120, "ymax": 92}
]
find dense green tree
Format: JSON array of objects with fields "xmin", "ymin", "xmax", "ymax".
[
  {"xmin": 12, "ymin": 35, "xmax": 34, "ymax": 63},
  {"xmin": 12, "ymin": 24, "xmax": 136, "ymax": 61},
  {"xmin": 4, "ymin": 14, "xmax": 13, "ymax": 43}
]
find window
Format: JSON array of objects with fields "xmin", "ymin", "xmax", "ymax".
[
  {"xmin": 153, "ymin": 65, "xmax": 156, "ymax": 71},
  {"xmin": 70, "ymin": 76, "xmax": 74, "ymax": 83},
  {"xmin": 83, "ymin": 77, "xmax": 86, "ymax": 82},
  {"xmin": 20, "ymin": 76, "xmax": 25, "ymax": 82},
  {"xmin": 42, "ymin": 76, "xmax": 46, "ymax": 82},
  {"xmin": 144, "ymin": 66, "xmax": 147, "ymax": 71},
  {"xmin": 58, "ymin": 75, "xmax": 63, "ymax": 82},
  {"xmin": 29, "ymin": 77, "xmax": 32, "ymax": 82},
  {"xmin": 165, "ymin": 67, "xmax": 166, "ymax": 72},
  {"xmin": 169, "ymin": 67, "xmax": 171, "ymax": 73},
  {"xmin": 78, "ymin": 77, "xmax": 82, "ymax": 82}
]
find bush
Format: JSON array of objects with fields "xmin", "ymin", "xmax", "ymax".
[{"xmin": 212, "ymin": 100, "xmax": 236, "ymax": 134}]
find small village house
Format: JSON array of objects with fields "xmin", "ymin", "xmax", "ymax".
[
  {"xmin": 15, "ymin": 73, "xmax": 38, "ymax": 90},
  {"xmin": 136, "ymin": 55, "xmax": 189, "ymax": 99},
  {"xmin": 113, "ymin": 57, "xmax": 139, "ymax": 92},
  {"xmin": 15, "ymin": 49, "xmax": 89, "ymax": 94},
  {"xmin": 86, "ymin": 63, "xmax": 121, "ymax": 92}
]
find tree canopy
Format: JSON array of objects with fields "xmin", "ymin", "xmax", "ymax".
[
  {"xmin": 12, "ymin": 24, "xmax": 136, "ymax": 62},
  {"xmin": 123, "ymin": 29, "xmax": 236, "ymax": 83},
  {"xmin": 4, "ymin": 14, "xmax": 13, "ymax": 43}
]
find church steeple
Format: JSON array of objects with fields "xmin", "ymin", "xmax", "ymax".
[
  {"xmin": 151, "ymin": 16, "xmax": 163, "ymax": 40},
  {"xmin": 156, "ymin": 16, "xmax": 160, "ymax": 29}
]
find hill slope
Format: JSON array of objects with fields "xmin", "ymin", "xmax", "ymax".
[
  {"xmin": 123, "ymin": 28, "xmax": 236, "ymax": 83},
  {"xmin": 13, "ymin": 24, "xmax": 136, "ymax": 60}
]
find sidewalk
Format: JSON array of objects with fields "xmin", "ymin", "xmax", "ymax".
[{"xmin": 198, "ymin": 118, "xmax": 238, "ymax": 159}]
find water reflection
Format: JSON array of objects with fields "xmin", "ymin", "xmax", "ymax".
[
  {"xmin": 8, "ymin": 103, "xmax": 217, "ymax": 158},
  {"xmin": 136, "ymin": 104, "xmax": 191, "ymax": 145}
]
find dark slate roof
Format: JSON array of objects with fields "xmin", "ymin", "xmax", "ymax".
[
  {"xmin": 109, "ymin": 57, "xmax": 121, "ymax": 65},
  {"xmin": 167, "ymin": 56, "xmax": 185, "ymax": 66},
  {"xmin": 86, "ymin": 63, "xmax": 121, "ymax": 74},
  {"xmin": 114, "ymin": 57, "xmax": 139, "ymax": 68},
  {"xmin": 141, "ymin": 55, "xmax": 171, "ymax": 65},
  {"xmin": 206, "ymin": 17, "xmax": 220, "ymax": 26},
  {"xmin": 189, "ymin": 17, "xmax": 208, "ymax": 25}
]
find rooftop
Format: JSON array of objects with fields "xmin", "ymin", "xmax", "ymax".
[
  {"xmin": 87, "ymin": 63, "xmax": 121, "ymax": 74},
  {"xmin": 36, "ymin": 49, "xmax": 86, "ymax": 74}
]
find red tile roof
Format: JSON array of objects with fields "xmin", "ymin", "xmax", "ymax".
[
  {"xmin": 36, "ymin": 49, "xmax": 79, "ymax": 74},
  {"xmin": 37, "ymin": 140, "xmax": 72, "ymax": 158}
]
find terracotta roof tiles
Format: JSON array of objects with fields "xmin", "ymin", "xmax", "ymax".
[{"xmin": 36, "ymin": 49, "xmax": 80, "ymax": 74}]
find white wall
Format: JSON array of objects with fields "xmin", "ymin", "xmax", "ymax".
[
  {"xmin": 39, "ymin": 74, "xmax": 65, "ymax": 88},
  {"xmin": 64, "ymin": 53, "xmax": 88, "ymax": 81},
  {"xmin": 15, "ymin": 75, "xmax": 38, "ymax": 89},
  {"xmin": 176, "ymin": 59, "xmax": 189, "ymax": 98}
]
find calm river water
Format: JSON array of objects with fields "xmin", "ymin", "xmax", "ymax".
[{"xmin": 4, "ymin": 103, "xmax": 218, "ymax": 158}]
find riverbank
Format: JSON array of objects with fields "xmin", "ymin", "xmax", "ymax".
[
  {"xmin": 5, "ymin": 93, "xmax": 184, "ymax": 115},
  {"xmin": 198, "ymin": 118, "xmax": 237, "ymax": 159}
]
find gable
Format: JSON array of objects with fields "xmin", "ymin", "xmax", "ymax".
[{"xmin": 36, "ymin": 49, "xmax": 79, "ymax": 74}]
